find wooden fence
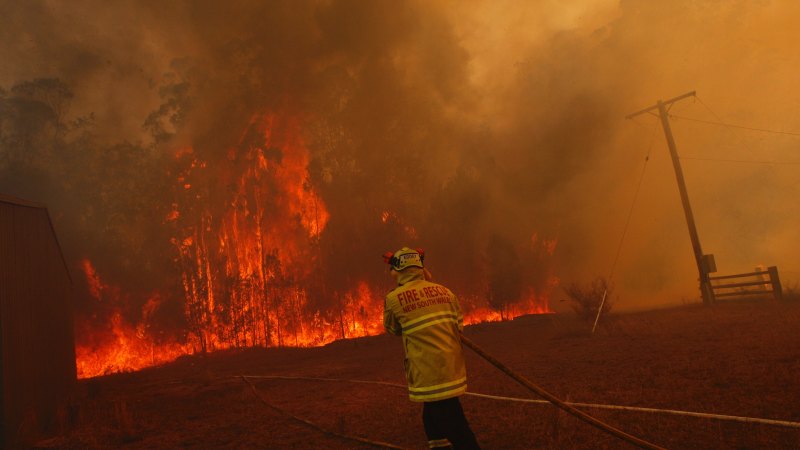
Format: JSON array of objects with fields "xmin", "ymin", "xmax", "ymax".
[{"xmin": 709, "ymin": 266, "xmax": 783, "ymax": 302}]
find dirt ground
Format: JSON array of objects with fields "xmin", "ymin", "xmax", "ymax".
[{"xmin": 37, "ymin": 299, "xmax": 800, "ymax": 449}]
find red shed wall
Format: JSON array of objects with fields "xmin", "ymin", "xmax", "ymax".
[{"xmin": 0, "ymin": 199, "xmax": 76, "ymax": 445}]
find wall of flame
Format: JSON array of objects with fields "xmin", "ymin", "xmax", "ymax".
[{"xmin": 74, "ymin": 112, "xmax": 553, "ymax": 378}]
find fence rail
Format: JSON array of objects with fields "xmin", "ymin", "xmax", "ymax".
[{"xmin": 709, "ymin": 266, "xmax": 782, "ymax": 302}]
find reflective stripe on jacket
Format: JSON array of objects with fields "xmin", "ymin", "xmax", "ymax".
[{"xmin": 384, "ymin": 269, "xmax": 466, "ymax": 402}]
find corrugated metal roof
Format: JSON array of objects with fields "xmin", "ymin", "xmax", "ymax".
[
  {"xmin": 0, "ymin": 194, "xmax": 72, "ymax": 284},
  {"xmin": 0, "ymin": 193, "xmax": 46, "ymax": 209}
]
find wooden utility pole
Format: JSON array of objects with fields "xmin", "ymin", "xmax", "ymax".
[{"xmin": 627, "ymin": 91, "xmax": 714, "ymax": 304}]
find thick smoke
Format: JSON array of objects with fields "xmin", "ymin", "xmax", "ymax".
[{"xmin": 1, "ymin": 0, "xmax": 799, "ymax": 341}]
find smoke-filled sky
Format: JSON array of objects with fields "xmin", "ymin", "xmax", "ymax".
[{"xmin": 2, "ymin": 0, "xmax": 799, "ymax": 314}]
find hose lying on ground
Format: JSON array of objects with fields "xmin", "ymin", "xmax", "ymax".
[
  {"xmin": 242, "ymin": 374, "xmax": 800, "ymax": 430},
  {"xmin": 458, "ymin": 333, "xmax": 665, "ymax": 450},
  {"xmin": 241, "ymin": 376, "xmax": 409, "ymax": 450}
]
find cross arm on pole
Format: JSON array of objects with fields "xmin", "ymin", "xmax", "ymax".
[{"xmin": 626, "ymin": 91, "xmax": 696, "ymax": 119}]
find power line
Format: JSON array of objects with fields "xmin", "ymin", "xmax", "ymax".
[
  {"xmin": 694, "ymin": 96, "xmax": 766, "ymax": 163},
  {"xmin": 669, "ymin": 113, "xmax": 800, "ymax": 137},
  {"xmin": 680, "ymin": 156, "xmax": 800, "ymax": 165},
  {"xmin": 693, "ymin": 97, "xmax": 800, "ymax": 200}
]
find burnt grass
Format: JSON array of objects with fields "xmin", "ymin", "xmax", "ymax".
[{"xmin": 45, "ymin": 299, "xmax": 800, "ymax": 449}]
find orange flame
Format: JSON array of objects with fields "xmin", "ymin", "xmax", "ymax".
[
  {"xmin": 462, "ymin": 291, "xmax": 554, "ymax": 325},
  {"xmin": 75, "ymin": 263, "xmax": 193, "ymax": 378},
  {"xmin": 75, "ymin": 311, "xmax": 191, "ymax": 378},
  {"xmin": 74, "ymin": 112, "xmax": 556, "ymax": 379},
  {"xmin": 81, "ymin": 259, "xmax": 104, "ymax": 301},
  {"xmin": 167, "ymin": 112, "xmax": 333, "ymax": 353}
]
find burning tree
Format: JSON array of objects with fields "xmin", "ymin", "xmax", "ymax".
[
  {"xmin": 2, "ymin": 74, "xmax": 558, "ymax": 378},
  {"xmin": 169, "ymin": 112, "xmax": 332, "ymax": 351}
]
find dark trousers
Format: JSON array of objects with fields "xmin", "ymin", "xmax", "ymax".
[{"xmin": 422, "ymin": 397, "xmax": 481, "ymax": 449}]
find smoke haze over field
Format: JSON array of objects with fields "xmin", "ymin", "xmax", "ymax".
[{"xmin": 2, "ymin": 0, "xmax": 800, "ymax": 338}]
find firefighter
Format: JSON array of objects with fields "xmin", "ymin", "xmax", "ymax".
[{"xmin": 383, "ymin": 247, "xmax": 481, "ymax": 450}]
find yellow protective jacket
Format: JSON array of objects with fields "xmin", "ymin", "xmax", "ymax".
[{"xmin": 384, "ymin": 269, "xmax": 467, "ymax": 402}]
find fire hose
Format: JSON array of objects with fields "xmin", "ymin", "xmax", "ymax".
[
  {"xmin": 244, "ymin": 333, "xmax": 664, "ymax": 450},
  {"xmin": 458, "ymin": 333, "xmax": 665, "ymax": 450},
  {"xmin": 241, "ymin": 375, "xmax": 409, "ymax": 449},
  {"xmin": 242, "ymin": 336, "xmax": 797, "ymax": 448},
  {"xmin": 242, "ymin": 374, "xmax": 800, "ymax": 430}
]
